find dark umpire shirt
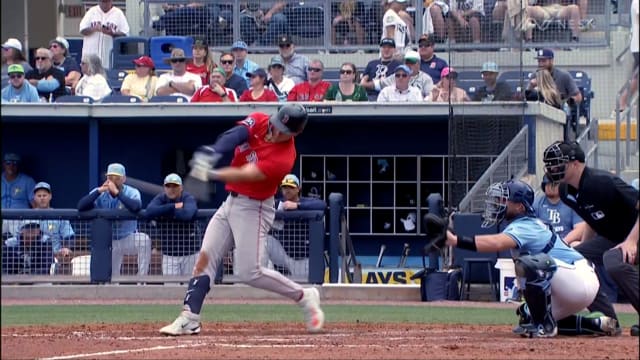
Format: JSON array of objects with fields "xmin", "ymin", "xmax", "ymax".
[
  {"xmin": 25, "ymin": 66, "xmax": 66, "ymax": 101},
  {"xmin": 559, "ymin": 167, "xmax": 639, "ymax": 243}
]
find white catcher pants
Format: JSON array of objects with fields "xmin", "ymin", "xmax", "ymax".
[
  {"xmin": 163, "ymin": 253, "xmax": 197, "ymax": 276},
  {"xmin": 550, "ymin": 258, "xmax": 599, "ymax": 320},
  {"xmin": 112, "ymin": 232, "xmax": 151, "ymax": 276}
]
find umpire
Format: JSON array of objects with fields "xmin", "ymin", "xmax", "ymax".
[{"xmin": 543, "ymin": 141, "xmax": 639, "ymax": 336}]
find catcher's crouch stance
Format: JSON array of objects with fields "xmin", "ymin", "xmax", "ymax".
[{"xmin": 425, "ymin": 180, "xmax": 618, "ymax": 337}]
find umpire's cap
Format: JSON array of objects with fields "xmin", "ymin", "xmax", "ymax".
[{"xmin": 269, "ymin": 104, "xmax": 308, "ymax": 135}]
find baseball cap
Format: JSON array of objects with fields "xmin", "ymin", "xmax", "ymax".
[
  {"xmin": 193, "ymin": 38, "xmax": 208, "ymax": 48},
  {"xmin": 535, "ymin": 48, "xmax": 554, "ymax": 59},
  {"xmin": 481, "ymin": 62, "xmax": 499, "ymax": 73},
  {"xmin": 20, "ymin": 222, "xmax": 40, "ymax": 231},
  {"xmin": 394, "ymin": 64, "xmax": 411, "ymax": 74},
  {"xmin": 278, "ymin": 35, "xmax": 293, "ymax": 46},
  {"xmin": 163, "ymin": 48, "xmax": 191, "ymax": 64},
  {"xmin": 212, "ymin": 67, "xmax": 226, "ymax": 77},
  {"xmin": 34, "ymin": 182, "xmax": 51, "ymax": 193},
  {"xmin": 441, "ymin": 66, "xmax": 458, "ymax": 79},
  {"xmin": 380, "ymin": 38, "xmax": 396, "ymax": 48},
  {"xmin": 106, "ymin": 163, "xmax": 126, "ymax": 176},
  {"xmin": 281, "ymin": 174, "xmax": 300, "ymax": 188},
  {"xmin": 2, "ymin": 38, "xmax": 22, "ymax": 52},
  {"xmin": 49, "ymin": 36, "xmax": 69, "ymax": 50},
  {"xmin": 246, "ymin": 68, "xmax": 267, "ymax": 79},
  {"xmin": 404, "ymin": 50, "xmax": 420, "ymax": 63},
  {"xmin": 268, "ymin": 56, "xmax": 285, "ymax": 68},
  {"xmin": 231, "ymin": 40, "xmax": 248, "ymax": 51},
  {"xmin": 556, "ymin": 141, "xmax": 586, "ymax": 163},
  {"xmin": 7, "ymin": 64, "xmax": 24, "ymax": 74},
  {"xmin": 133, "ymin": 55, "xmax": 155, "ymax": 69},
  {"xmin": 418, "ymin": 34, "xmax": 435, "ymax": 45},
  {"xmin": 164, "ymin": 173, "xmax": 183, "ymax": 186},
  {"xmin": 3, "ymin": 153, "xmax": 21, "ymax": 162}
]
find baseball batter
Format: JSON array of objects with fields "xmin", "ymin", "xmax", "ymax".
[
  {"xmin": 436, "ymin": 180, "xmax": 617, "ymax": 337},
  {"xmin": 160, "ymin": 104, "xmax": 324, "ymax": 336}
]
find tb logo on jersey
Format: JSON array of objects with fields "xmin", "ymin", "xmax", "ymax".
[{"xmin": 546, "ymin": 209, "xmax": 561, "ymax": 224}]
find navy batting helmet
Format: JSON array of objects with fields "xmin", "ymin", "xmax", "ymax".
[
  {"xmin": 269, "ymin": 104, "xmax": 308, "ymax": 135},
  {"xmin": 482, "ymin": 179, "xmax": 535, "ymax": 227}
]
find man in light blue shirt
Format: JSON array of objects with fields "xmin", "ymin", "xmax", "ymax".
[
  {"xmin": 534, "ymin": 175, "xmax": 584, "ymax": 245},
  {"xmin": 1, "ymin": 153, "xmax": 35, "ymax": 209},
  {"xmin": 231, "ymin": 41, "xmax": 258, "ymax": 88},
  {"xmin": 1, "ymin": 64, "xmax": 39, "ymax": 103},
  {"xmin": 77, "ymin": 163, "xmax": 151, "ymax": 277}
]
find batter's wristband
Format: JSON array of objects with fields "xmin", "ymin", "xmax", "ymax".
[{"xmin": 457, "ymin": 235, "xmax": 477, "ymax": 251}]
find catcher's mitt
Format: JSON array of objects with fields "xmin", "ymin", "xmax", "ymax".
[{"xmin": 423, "ymin": 213, "xmax": 449, "ymax": 253}]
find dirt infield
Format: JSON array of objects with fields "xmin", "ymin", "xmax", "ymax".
[{"xmin": 2, "ymin": 322, "xmax": 639, "ymax": 360}]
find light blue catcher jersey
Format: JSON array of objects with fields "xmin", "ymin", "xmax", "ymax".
[
  {"xmin": 503, "ymin": 216, "xmax": 584, "ymax": 264},
  {"xmin": 533, "ymin": 196, "xmax": 583, "ymax": 239}
]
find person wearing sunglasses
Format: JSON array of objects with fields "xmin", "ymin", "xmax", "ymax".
[
  {"xmin": 324, "ymin": 62, "xmax": 368, "ymax": 102},
  {"xmin": 24, "ymin": 48, "xmax": 66, "ymax": 102},
  {"xmin": 49, "ymin": 37, "xmax": 81, "ymax": 92},
  {"xmin": 287, "ymin": 59, "xmax": 331, "ymax": 102},
  {"xmin": 376, "ymin": 64, "xmax": 423, "ymax": 102},
  {"xmin": 417, "ymin": 34, "xmax": 448, "ymax": 83},
  {"xmin": 1, "ymin": 38, "xmax": 33, "ymax": 89},
  {"xmin": 1, "ymin": 64, "xmax": 39, "ymax": 103},
  {"xmin": 266, "ymin": 56, "xmax": 294, "ymax": 102},
  {"xmin": 375, "ymin": 50, "xmax": 434, "ymax": 99},
  {"xmin": 429, "ymin": 66, "xmax": 470, "ymax": 103},
  {"xmin": 155, "ymin": 48, "xmax": 202, "ymax": 101},
  {"xmin": 277, "ymin": 35, "xmax": 309, "ymax": 85},
  {"xmin": 218, "ymin": 52, "xmax": 248, "ymax": 98},
  {"xmin": 121, "ymin": 56, "xmax": 157, "ymax": 102}
]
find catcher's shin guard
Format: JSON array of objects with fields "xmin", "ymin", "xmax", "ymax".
[{"xmin": 515, "ymin": 254, "xmax": 558, "ymax": 338}]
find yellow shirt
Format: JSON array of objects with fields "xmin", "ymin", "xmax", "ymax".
[{"xmin": 121, "ymin": 74, "xmax": 158, "ymax": 102}]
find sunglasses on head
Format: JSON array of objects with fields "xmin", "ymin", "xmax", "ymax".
[
  {"xmin": 35, "ymin": 56, "xmax": 49, "ymax": 61},
  {"xmin": 9, "ymin": 73, "xmax": 23, "ymax": 79},
  {"xmin": 340, "ymin": 69, "xmax": 353, "ymax": 75},
  {"xmin": 308, "ymin": 67, "xmax": 322, "ymax": 72},
  {"xmin": 220, "ymin": 59, "xmax": 233, "ymax": 65},
  {"xmin": 170, "ymin": 58, "xmax": 186, "ymax": 63},
  {"xmin": 395, "ymin": 73, "xmax": 408, "ymax": 78}
]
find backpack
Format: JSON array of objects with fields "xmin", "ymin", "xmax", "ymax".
[{"xmin": 414, "ymin": 268, "xmax": 462, "ymax": 301}]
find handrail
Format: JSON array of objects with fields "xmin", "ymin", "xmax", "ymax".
[
  {"xmin": 458, "ymin": 125, "xmax": 529, "ymax": 213},
  {"xmin": 614, "ymin": 67, "xmax": 639, "ymax": 174},
  {"xmin": 576, "ymin": 117, "xmax": 599, "ymax": 169}
]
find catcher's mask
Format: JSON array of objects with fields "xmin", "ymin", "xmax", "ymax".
[
  {"xmin": 542, "ymin": 141, "xmax": 585, "ymax": 182},
  {"xmin": 269, "ymin": 103, "xmax": 308, "ymax": 135},
  {"xmin": 482, "ymin": 180, "xmax": 535, "ymax": 227}
]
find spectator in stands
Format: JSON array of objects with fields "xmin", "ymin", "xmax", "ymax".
[
  {"xmin": 49, "ymin": 37, "xmax": 81, "ymax": 92},
  {"xmin": 376, "ymin": 50, "xmax": 434, "ymax": 99},
  {"xmin": 240, "ymin": 1, "xmax": 288, "ymax": 46},
  {"xmin": 1, "ymin": 153, "xmax": 35, "ymax": 209},
  {"xmin": 534, "ymin": 175, "xmax": 585, "ymax": 246},
  {"xmin": 79, "ymin": 0, "xmax": 130, "ymax": 69},
  {"xmin": 231, "ymin": 41, "xmax": 259, "ymax": 88},
  {"xmin": 155, "ymin": 48, "xmax": 202, "ymax": 101},
  {"xmin": 191, "ymin": 68, "xmax": 238, "ymax": 103},
  {"xmin": 447, "ymin": 0, "xmax": 484, "ymax": 44},
  {"xmin": 27, "ymin": 182, "xmax": 75, "ymax": 260},
  {"xmin": 267, "ymin": 174, "xmax": 326, "ymax": 277},
  {"xmin": 529, "ymin": 49, "xmax": 582, "ymax": 104},
  {"xmin": 377, "ymin": 65, "xmax": 423, "ymax": 102},
  {"xmin": 526, "ymin": 68, "xmax": 563, "ymax": 109},
  {"xmin": 331, "ymin": 0, "xmax": 366, "ymax": 46},
  {"xmin": 219, "ymin": 52, "xmax": 248, "ymax": 97},
  {"xmin": 430, "ymin": 67, "xmax": 471, "ymax": 102},
  {"xmin": 186, "ymin": 38, "xmax": 215, "ymax": 86},
  {"xmin": 77, "ymin": 163, "xmax": 151, "ymax": 277},
  {"xmin": 287, "ymin": 59, "xmax": 331, "ymax": 102},
  {"xmin": 25, "ymin": 48, "xmax": 66, "ymax": 102},
  {"xmin": 619, "ymin": 0, "xmax": 638, "ymax": 113},
  {"xmin": 523, "ymin": 0, "xmax": 581, "ymax": 43},
  {"xmin": 382, "ymin": 0, "xmax": 415, "ymax": 58},
  {"xmin": 422, "ymin": 0, "xmax": 449, "ymax": 43},
  {"xmin": 266, "ymin": 56, "xmax": 294, "ymax": 102},
  {"xmin": 324, "ymin": 62, "xmax": 368, "ymax": 101},
  {"xmin": 360, "ymin": 38, "xmax": 402, "ymax": 101},
  {"xmin": 2, "ymin": 222, "xmax": 54, "ymax": 275},
  {"xmin": 472, "ymin": 61, "xmax": 513, "ymax": 102},
  {"xmin": 278, "ymin": 35, "xmax": 309, "ymax": 84},
  {"xmin": 145, "ymin": 173, "xmax": 200, "ymax": 276},
  {"xmin": 240, "ymin": 68, "xmax": 278, "ymax": 102},
  {"xmin": 75, "ymin": 54, "xmax": 112, "ymax": 102},
  {"xmin": 417, "ymin": 34, "xmax": 448, "ymax": 83},
  {"xmin": 1, "ymin": 38, "xmax": 32, "ymax": 89},
  {"xmin": 1, "ymin": 64, "xmax": 39, "ymax": 103},
  {"xmin": 121, "ymin": 56, "xmax": 158, "ymax": 102}
]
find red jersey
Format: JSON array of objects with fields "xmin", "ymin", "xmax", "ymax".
[
  {"xmin": 226, "ymin": 113, "xmax": 297, "ymax": 200},
  {"xmin": 287, "ymin": 81, "xmax": 331, "ymax": 102},
  {"xmin": 186, "ymin": 62, "xmax": 210, "ymax": 85},
  {"xmin": 239, "ymin": 88, "xmax": 278, "ymax": 102},
  {"xmin": 190, "ymin": 86, "xmax": 238, "ymax": 102}
]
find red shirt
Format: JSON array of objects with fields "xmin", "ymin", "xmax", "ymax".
[
  {"xmin": 239, "ymin": 88, "xmax": 278, "ymax": 102},
  {"xmin": 287, "ymin": 81, "xmax": 331, "ymax": 102},
  {"xmin": 186, "ymin": 62, "xmax": 210, "ymax": 85},
  {"xmin": 190, "ymin": 86, "xmax": 237, "ymax": 102},
  {"xmin": 226, "ymin": 113, "xmax": 297, "ymax": 200}
]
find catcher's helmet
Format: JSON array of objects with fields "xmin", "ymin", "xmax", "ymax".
[
  {"xmin": 543, "ymin": 141, "xmax": 585, "ymax": 182},
  {"xmin": 269, "ymin": 104, "xmax": 308, "ymax": 135},
  {"xmin": 482, "ymin": 180, "xmax": 535, "ymax": 227}
]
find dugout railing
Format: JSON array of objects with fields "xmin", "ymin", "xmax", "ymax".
[{"xmin": 1, "ymin": 207, "xmax": 326, "ymax": 285}]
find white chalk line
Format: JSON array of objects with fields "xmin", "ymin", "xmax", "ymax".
[{"xmin": 38, "ymin": 342, "xmax": 208, "ymax": 360}]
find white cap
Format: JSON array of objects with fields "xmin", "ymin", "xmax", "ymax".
[
  {"xmin": 2, "ymin": 38, "xmax": 22, "ymax": 52},
  {"xmin": 50, "ymin": 36, "xmax": 69, "ymax": 50}
]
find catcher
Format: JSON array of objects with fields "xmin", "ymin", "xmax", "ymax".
[{"xmin": 423, "ymin": 179, "xmax": 617, "ymax": 337}]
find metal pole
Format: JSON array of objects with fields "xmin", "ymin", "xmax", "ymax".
[
  {"xmin": 23, "ymin": 0, "xmax": 29, "ymax": 61},
  {"xmin": 615, "ymin": 93, "xmax": 622, "ymax": 175},
  {"xmin": 626, "ymin": 108, "xmax": 631, "ymax": 167}
]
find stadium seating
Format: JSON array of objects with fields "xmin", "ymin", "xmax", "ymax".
[
  {"xmin": 323, "ymin": 69, "xmax": 341, "ymax": 83},
  {"xmin": 149, "ymin": 95, "xmax": 188, "ymax": 103},
  {"xmin": 106, "ymin": 69, "xmax": 129, "ymax": 92},
  {"xmin": 101, "ymin": 95, "xmax": 142, "ymax": 103},
  {"xmin": 150, "ymin": 36, "xmax": 194, "ymax": 70},
  {"xmin": 568, "ymin": 70, "xmax": 594, "ymax": 124},
  {"xmin": 455, "ymin": 71, "xmax": 485, "ymax": 98},
  {"xmin": 284, "ymin": 5, "xmax": 325, "ymax": 45},
  {"xmin": 111, "ymin": 36, "xmax": 149, "ymax": 70},
  {"xmin": 497, "ymin": 70, "xmax": 535, "ymax": 95},
  {"xmin": 55, "ymin": 95, "xmax": 94, "ymax": 104}
]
